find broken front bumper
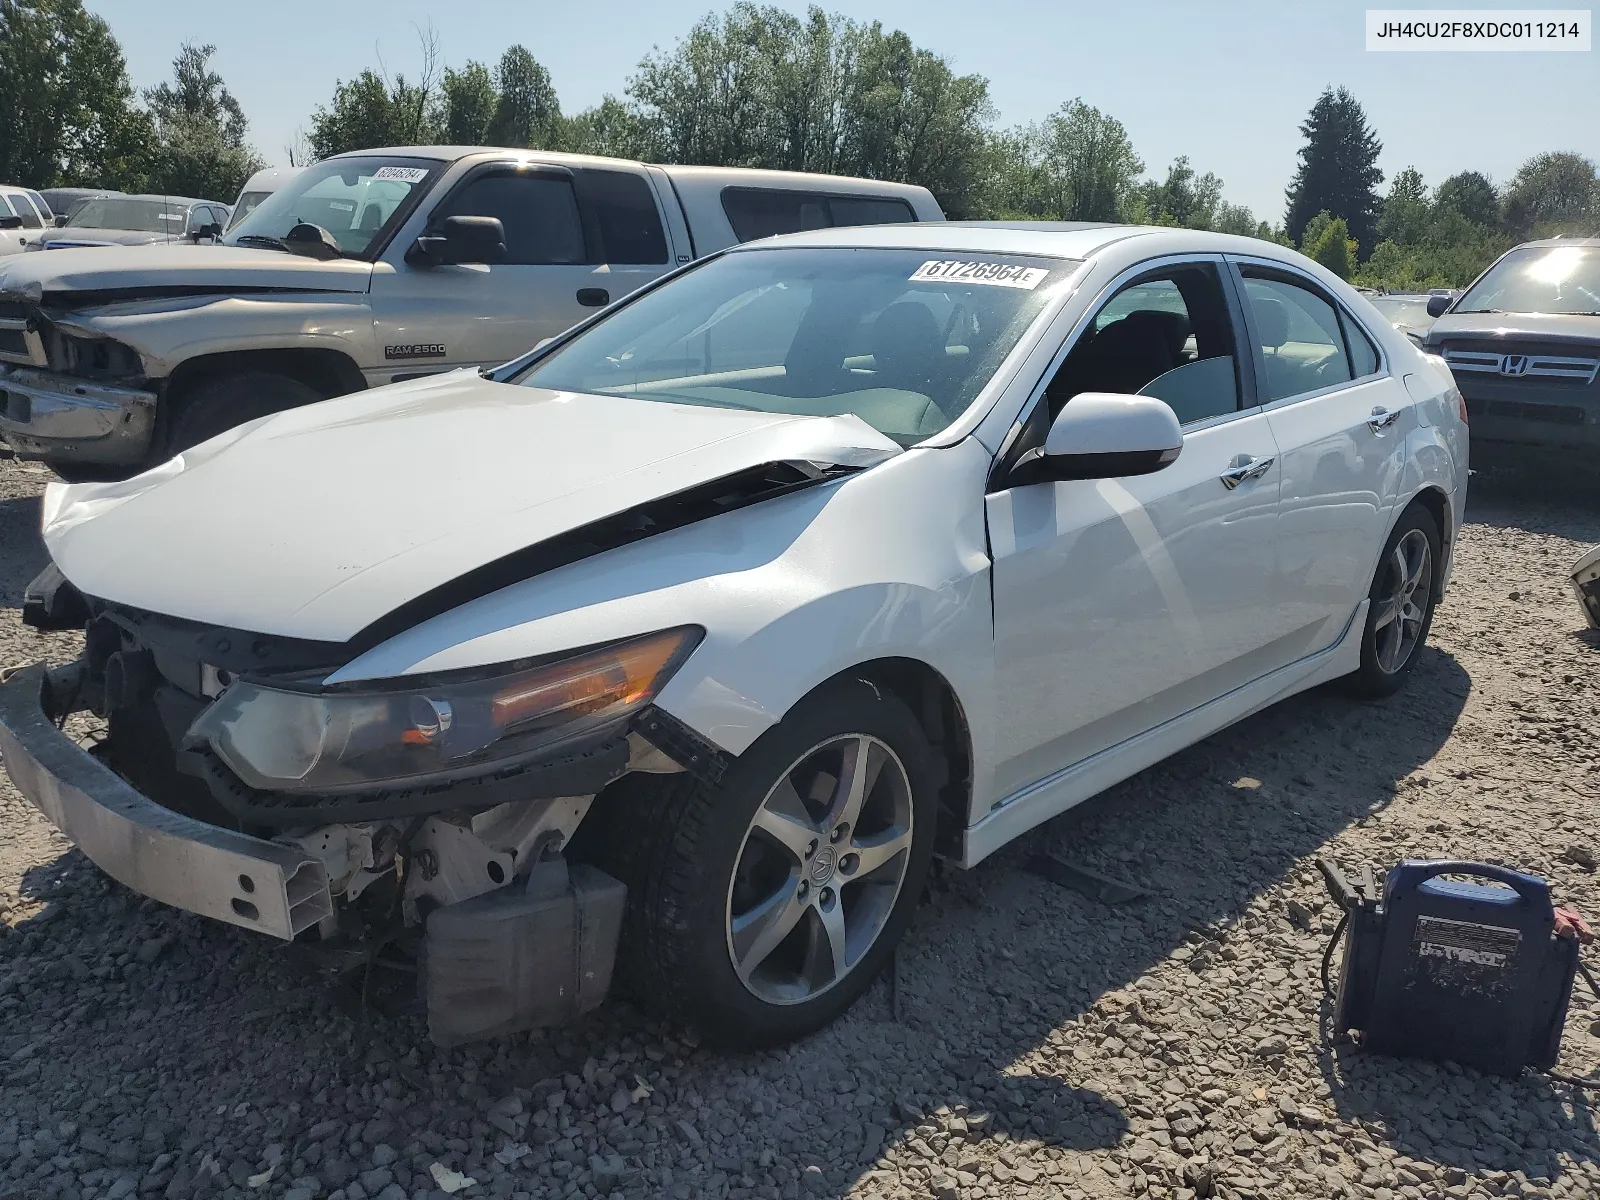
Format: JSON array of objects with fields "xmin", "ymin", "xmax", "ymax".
[
  {"xmin": 0, "ymin": 366, "xmax": 157, "ymax": 465},
  {"xmin": 0, "ymin": 664, "xmax": 331, "ymax": 940}
]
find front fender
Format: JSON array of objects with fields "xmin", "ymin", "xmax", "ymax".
[{"xmin": 329, "ymin": 439, "xmax": 1000, "ymax": 813}]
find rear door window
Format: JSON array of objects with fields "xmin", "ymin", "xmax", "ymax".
[
  {"xmin": 1240, "ymin": 273, "xmax": 1354, "ymax": 402},
  {"xmin": 434, "ymin": 173, "xmax": 586, "ymax": 265},
  {"xmin": 721, "ymin": 188, "xmax": 917, "ymax": 243},
  {"xmin": 8, "ymin": 194, "xmax": 42, "ymax": 229},
  {"xmin": 579, "ymin": 169, "xmax": 668, "ymax": 264}
]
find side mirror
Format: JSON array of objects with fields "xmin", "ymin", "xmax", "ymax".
[
  {"xmin": 1425, "ymin": 294, "xmax": 1453, "ymax": 318},
  {"xmin": 1011, "ymin": 393, "xmax": 1183, "ymax": 486},
  {"xmin": 0, "ymin": 216, "xmax": 22, "ymax": 231},
  {"xmin": 409, "ymin": 215, "xmax": 507, "ymax": 266},
  {"xmin": 53, "ymin": 214, "xmax": 69, "ymax": 227}
]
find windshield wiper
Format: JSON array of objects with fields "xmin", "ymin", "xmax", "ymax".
[
  {"xmin": 1454, "ymin": 308, "xmax": 1502, "ymax": 314},
  {"xmin": 234, "ymin": 234, "xmax": 291, "ymax": 253}
]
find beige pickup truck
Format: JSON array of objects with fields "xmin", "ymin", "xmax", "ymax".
[{"xmin": 0, "ymin": 146, "xmax": 941, "ymax": 478}]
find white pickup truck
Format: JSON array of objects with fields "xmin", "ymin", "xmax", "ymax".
[{"xmin": 0, "ymin": 146, "xmax": 941, "ymax": 478}]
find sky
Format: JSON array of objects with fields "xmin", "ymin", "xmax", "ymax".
[{"xmin": 88, "ymin": 0, "xmax": 1600, "ymax": 222}]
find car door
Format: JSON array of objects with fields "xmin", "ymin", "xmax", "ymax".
[
  {"xmin": 1230, "ymin": 260, "xmax": 1407, "ymax": 647},
  {"xmin": 985, "ymin": 257, "xmax": 1291, "ymax": 799},
  {"xmin": 368, "ymin": 164, "xmax": 674, "ymax": 386}
]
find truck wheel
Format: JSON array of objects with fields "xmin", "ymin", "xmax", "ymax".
[
  {"xmin": 165, "ymin": 373, "xmax": 323, "ymax": 456},
  {"xmin": 1346, "ymin": 503, "xmax": 1441, "ymax": 698},
  {"xmin": 589, "ymin": 678, "xmax": 939, "ymax": 1047}
]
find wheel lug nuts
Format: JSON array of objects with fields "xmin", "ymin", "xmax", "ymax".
[
  {"xmin": 830, "ymin": 824, "xmax": 847, "ymax": 843},
  {"xmin": 819, "ymin": 887, "xmax": 835, "ymax": 909},
  {"xmin": 840, "ymin": 853, "xmax": 859, "ymax": 875},
  {"xmin": 806, "ymin": 839, "xmax": 818, "ymax": 859},
  {"xmin": 798, "ymin": 880, "xmax": 809, "ymax": 898}
]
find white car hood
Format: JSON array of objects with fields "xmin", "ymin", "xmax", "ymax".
[
  {"xmin": 42, "ymin": 371, "xmax": 901, "ymax": 642},
  {"xmin": 0, "ymin": 243, "xmax": 372, "ymax": 301}
]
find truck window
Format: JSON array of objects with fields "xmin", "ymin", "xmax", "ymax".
[
  {"xmin": 581, "ymin": 170, "xmax": 668, "ymax": 265},
  {"xmin": 721, "ymin": 188, "xmax": 918, "ymax": 243},
  {"xmin": 829, "ymin": 197, "xmax": 916, "ymax": 229},
  {"xmin": 436, "ymin": 173, "xmax": 586, "ymax": 265},
  {"xmin": 6, "ymin": 194, "xmax": 42, "ymax": 230}
]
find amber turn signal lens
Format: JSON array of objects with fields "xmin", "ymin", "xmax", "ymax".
[{"xmin": 491, "ymin": 629, "xmax": 693, "ymax": 730}]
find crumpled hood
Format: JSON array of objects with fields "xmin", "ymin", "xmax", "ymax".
[
  {"xmin": 0, "ymin": 243, "xmax": 372, "ymax": 303},
  {"xmin": 42, "ymin": 372, "xmax": 901, "ymax": 642}
]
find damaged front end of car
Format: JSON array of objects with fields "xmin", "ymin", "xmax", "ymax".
[{"xmin": 7, "ymin": 566, "xmax": 721, "ymax": 1044}]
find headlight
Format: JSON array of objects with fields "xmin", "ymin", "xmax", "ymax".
[{"xmin": 187, "ymin": 627, "xmax": 701, "ymax": 793}]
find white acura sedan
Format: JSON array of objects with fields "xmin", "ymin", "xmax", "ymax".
[{"xmin": 1, "ymin": 223, "xmax": 1466, "ymax": 1047}]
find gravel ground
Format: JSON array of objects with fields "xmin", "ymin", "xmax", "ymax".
[{"xmin": 2, "ymin": 455, "xmax": 1599, "ymax": 1200}]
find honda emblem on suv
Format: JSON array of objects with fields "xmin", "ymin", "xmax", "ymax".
[{"xmin": 1499, "ymin": 354, "xmax": 1531, "ymax": 377}]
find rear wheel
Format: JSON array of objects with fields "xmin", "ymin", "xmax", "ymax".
[
  {"xmin": 584, "ymin": 678, "xmax": 939, "ymax": 1047},
  {"xmin": 1346, "ymin": 504, "xmax": 1441, "ymax": 697},
  {"xmin": 164, "ymin": 372, "xmax": 323, "ymax": 457}
]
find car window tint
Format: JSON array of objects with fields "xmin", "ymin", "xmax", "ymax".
[
  {"xmin": 722, "ymin": 189, "xmax": 831, "ymax": 242},
  {"xmin": 435, "ymin": 174, "xmax": 585, "ymax": 265},
  {"xmin": 582, "ymin": 169, "xmax": 667, "ymax": 264},
  {"xmin": 1047, "ymin": 264, "xmax": 1241, "ymax": 426},
  {"xmin": 1342, "ymin": 311, "xmax": 1381, "ymax": 377},
  {"xmin": 1242, "ymin": 275, "xmax": 1353, "ymax": 402},
  {"xmin": 829, "ymin": 197, "xmax": 915, "ymax": 228},
  {"xmin": 9, "ymin": 194, "xmax": 42, "ymax": 229}
]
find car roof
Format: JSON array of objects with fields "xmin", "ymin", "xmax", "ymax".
[
  {"xmin": 331, "ymin": 146, "xmax": 652, "ymax": 171},
  {"xmin": 1514, "ymin": 236, "xmax": 1600, "ymax": 249},
  {"xmin": 728, "ymin": 221, "xmax": 1306, "ymax": 262}
]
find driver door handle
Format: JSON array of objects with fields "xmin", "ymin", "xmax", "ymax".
[
  {"xmin": 1220, "ymin": 454, "xmax": 1275, "ymax": 490},
  {"xmin": 1368, "ymin": 406, "xmax": 1400, "ymax": 432}
]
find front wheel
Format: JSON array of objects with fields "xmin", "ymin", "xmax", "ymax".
[
  {"xmin": 164, "ymin": 372, "xmax": 323, "ymax": 457},
  {"xmin": 1345, "ymin": 504, "xmax": 1441, "ymax": 697},
  {"xmin": 585, "ymin": 678, "xmax": 939, "ymax": 1047}
]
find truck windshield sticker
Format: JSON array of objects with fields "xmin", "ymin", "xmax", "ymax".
[
  {"xmin": 371, "ymin": 166, "xmax": 430, "ymax": 184},
  {"xmin": 910, "ymin": 260, "xmax": 1049, "ymax": 290}
]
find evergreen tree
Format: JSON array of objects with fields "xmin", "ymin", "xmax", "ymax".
[{"xmin": 1283, "ymin": 86, "xmax": 1384, "ymax": 256}]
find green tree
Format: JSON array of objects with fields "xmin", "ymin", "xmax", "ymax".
[
  {"xmin": 1142, "ymin": 156, "xmax": 1223, "ymax": 229},
  {"xmin": 987, "ymin": 99, "xmax": 1143, "ymax": 222},
  {"xmin": 441, "ymin": 61, "xmax": 496, "ymax": 145},
  {"xmin": 1299, "ymin": 209, "xmax": 1333, "ymax": 254},
  {"xmin": 1212, "ymin": 202, "xmax": 1257, "ymax": 236},
  {"xmin": 625, "ymin": 5, "xmax": 994, "ymax": 216},
  {"xmin": 565, "ymin": 96, "xmax": 657, "ymax": 159},
  {"xmin": 1501, "ymin": 151, "xmax": 1598, "ymax": 237},
  {"xmin": 1307, "ymin": 216, "xmax": 1355, "ymax": 279},
  {"xmin": 1432, "ymin": 170, "xmax": 1498, "ymax": 228},
  {"xmin": 0, "ymin": 0, "xmax": 153, "ymax": 189},
  {"xmin": 306, "ymin": 29, "xmax": 442, "ymax": 160},
  {"xmin": 1378, "ymin": 166, "xmax": 1429, "ymax": 246},
  {"xmin": 144, "ymin": 43, "xmax": 263, "ymax": 200},
  {"xmin": 1283, "ymin": 86, "xmax": 1384, "ymax": 255},
  {"xmin": 487, "ymin": 46, "xmax": 563, "ymax": 149}
]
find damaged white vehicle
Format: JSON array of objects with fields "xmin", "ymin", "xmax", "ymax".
[{"xmin": 0, "ymin": 224, "xmax": 1468, "ymax": 1047}]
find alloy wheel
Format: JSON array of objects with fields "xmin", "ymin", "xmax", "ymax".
[
  {"xmin": 1372, "ymin": 528, "xmax": 1433, "ymax": 674},
  {"xmin": 725, "ymin": 734, "xmax": 915, "ymax": 1005}
]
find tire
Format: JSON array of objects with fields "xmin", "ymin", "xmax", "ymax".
[
  {"xmin": 164, "ymin": 372, "xmax": 323, "ymax": 457},
  {"xmin": 583, "ymin": 678, "xmax": 940, "ymax": 1048},
  {"xmin": 1345, "ymin": 503, "xmax": 1442, "ymax": 698}
]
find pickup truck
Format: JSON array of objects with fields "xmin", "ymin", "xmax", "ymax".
[{"xmin": 0, "ymin": 147, "xmax": 942, "ymax": 479}]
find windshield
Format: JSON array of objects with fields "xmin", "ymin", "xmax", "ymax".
[
  {"xmin": 516, "ymin": 247, "xmax": 1075, "ymax": 445},
  {"xmin": 1456, "ymin": 245, "xmax": 1600, "ymax": 316},
  {"xmin": 225, "ymin": 156, "xmax": 443, "ymax": 258},
  {"xmin": 1370, "ymin": 296, "xmax": 1433, "ymax": 331},
  {"xmin": 66, "ymin": 198, "xmax": 185, "ymax": 233},
  {"xmin": 226, "ymin": 191, "xmax": 270, "ymax": 230}
]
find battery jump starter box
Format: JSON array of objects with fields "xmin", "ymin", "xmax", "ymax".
[{"xmin": 1322, "ymin": 859, "xmax": 1581, "ymax": 1077}]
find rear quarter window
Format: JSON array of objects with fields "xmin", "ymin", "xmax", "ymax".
[{"xmin": 721, "ymin": 188, "xmax": 917, "ymax": 243}]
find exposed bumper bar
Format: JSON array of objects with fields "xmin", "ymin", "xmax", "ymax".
[
  {"xmin": 0, "ymin": 366, "xmax": 157, "ymax": 465},
  {"xmin": 0, "ymin": 664, "xmax": 331, "ymax": 940}
]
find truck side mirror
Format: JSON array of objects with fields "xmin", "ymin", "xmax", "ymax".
[
  {"xmin": 409, "ymin": 215, "xmax": 508, "ymax": 267},
  {"xmin": 53, "ymin": 214, "xmax": 69, "ymax": 227},
  {"xmin": 0, "ymin": 216, "xmax": 21, "ymax": 231},
  {"xmin": 1425, "ymin": 294, "xmax": 1453, "ymax": 318}
]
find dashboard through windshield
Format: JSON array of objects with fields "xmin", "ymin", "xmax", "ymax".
[{"xmin": 224, "ymin": 156, "xmax": 443, "ymax": 259}]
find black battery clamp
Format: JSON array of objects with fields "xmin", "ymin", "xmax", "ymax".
[{"xmin": 1317, "ymin": 858, "xmax": 1599, "ymax": 1081}]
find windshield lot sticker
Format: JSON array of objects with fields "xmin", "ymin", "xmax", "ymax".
[
  {"xmin": 910, "ymin": 260, "xmax": 1049, "ymax": 290},
  {"xmin": 385, "ymin": 343, "xmax": 447, "ymax": 360},
  {"xmin": 371, "ymin": 166, "xmax": 430, "ymax": 183}
]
